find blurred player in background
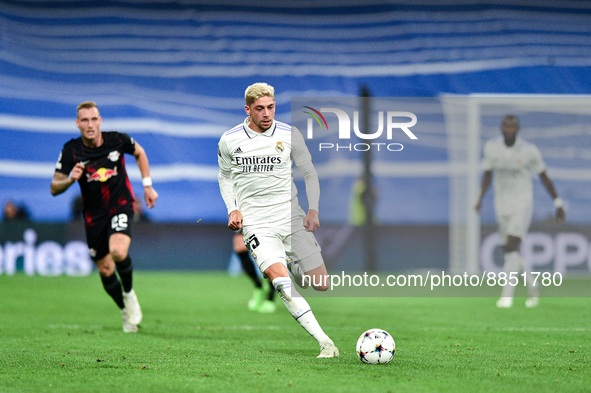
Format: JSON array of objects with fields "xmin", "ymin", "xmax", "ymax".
[
  {"xmin": 51, "ymin": 101, "xmax": 158, "ymax": 332},
  {"xmin": 476, "ymin": 114, "xmax": 564, "ymax": 308},
  {"xmin": 2, "ymin": 199, "xmax": 30, "ymax": 222},
  {"xmin": 233, "ymin": 232, "xmax": 276, "ymax": 313},
  {"xmin": 218, "ymin": 83, "xmax": 339, "ymax": 358}
]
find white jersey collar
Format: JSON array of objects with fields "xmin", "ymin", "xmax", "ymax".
[{"xmin": 242, "ymin": 117, "xmax": 277, "ymax": 138}]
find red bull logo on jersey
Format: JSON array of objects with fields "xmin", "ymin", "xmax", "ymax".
[{"xmin": 86, "ymin": 167, "xmax": 118, "ymax": 182}]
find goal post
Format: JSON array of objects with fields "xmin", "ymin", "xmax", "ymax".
[{"xmin": 442, "ymin": 96, "xmax": 481, "ymax": 275}]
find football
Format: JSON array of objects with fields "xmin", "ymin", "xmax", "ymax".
[{"xmin": 356, "ymin": 328, "xmax": 396, "ymax": 364}]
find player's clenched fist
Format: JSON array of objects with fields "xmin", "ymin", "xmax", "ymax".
[
  {"xmin": 228, "ymin": 210, "xmax": 243, "ymax": 231},
  {"xmin": 70, "ymin": 162, "xmax": 86, "ymax": 182},
  {"xmin": 304, "ymin": 209, "xmax": 320, "ymax": 232},
  {"xmin": 144, "ymin": 187, "xmax": 158, "ymax": 209}
]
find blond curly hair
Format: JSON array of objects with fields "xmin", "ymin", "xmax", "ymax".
[{"xmin": 244, "ymin": 83, "xmax": 275, "ymax": 106}]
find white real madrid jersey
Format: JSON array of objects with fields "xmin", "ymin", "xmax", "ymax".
[
  {"xmin": 482, "ymin": 135, "xmax": 546, "ymax": 214},
  {"xmin": 218, "ymin": 118, "xmax": 318, "ymax": 226}
]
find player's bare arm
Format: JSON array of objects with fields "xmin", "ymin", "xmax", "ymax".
[
  {"xmin": 50, "ymin": 162, "xmax": 85, "ymax": 196},
  {"xmin": 475, "ymin": 170, "xmax": 492, "ymax": 213},
  {"xmin": 228, "ymin": 210, "xmax": 243, "ymax": 231},
  {"xmin": 304, "ymin": 209, "xmax": 320, "ymax": 232},
  {"xmin": 539, "ymin": 171, "xmax": 565, "ymax": 222},
  {"xmin": 133, "ymin": 142, "xmax": 158, "ymax": 209}
]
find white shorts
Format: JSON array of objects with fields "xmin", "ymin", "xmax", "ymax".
[
  {"xmin": 496, "ymin": 204, "xmax": 533, "ymax": 245},
  {"xmin": 242, "ymin": 205, "xmax": 322, "ymax": 274}
]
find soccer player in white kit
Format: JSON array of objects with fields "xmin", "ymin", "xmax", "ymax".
[
  {"xmin": 217, "ymin": 83, "xmax": 339, "ymax": 358},
  {"xmin": 476, "ymin": 115, "xmax": 565, "ymax": 308}
]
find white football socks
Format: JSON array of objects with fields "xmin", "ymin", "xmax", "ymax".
[
  {"xmin": 501, "ymin": 251, "xmax": 538, "ymax": 298},
  {"xmin": 272, "ymin": 276, "xmax": 330, "ymax": 344},
  {"xmin": 500, "ymin": 251, "xmax": 520, "ymax": 298}
]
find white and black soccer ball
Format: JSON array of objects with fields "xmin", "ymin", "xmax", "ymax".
[{"xmin": 356, "ymin": 328, "xmax": 396, "ymax": 364}]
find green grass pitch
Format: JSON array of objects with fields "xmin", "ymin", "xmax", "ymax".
[{"xmin": 0, "ymin": 272, "xmax": 589, "ymax": 393}]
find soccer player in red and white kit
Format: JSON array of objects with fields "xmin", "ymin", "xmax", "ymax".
[
  {"xmin": 218, "ymin": 83, "xmax": 339, "ymax": 358},
  {"xmin": 51, "ymin": 102, "xmax": 158, "ymax": 333}
]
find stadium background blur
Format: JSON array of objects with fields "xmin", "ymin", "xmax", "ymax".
[{"xmin": 1, "ymin": 0, "xmax": 590, "ymax": 275}]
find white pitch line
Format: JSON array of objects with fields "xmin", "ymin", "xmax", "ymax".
[
  {"xmin": 194, "ymin": 325, "xmax": 282, "ymax": 331},
  {"xmin": 46, "ymin": 324, "xmax": 104, "ymax": 329}
]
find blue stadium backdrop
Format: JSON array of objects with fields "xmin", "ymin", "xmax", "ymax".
[{"xmin": 2, "ymin": 0, "xmax": 591, "ymax": 225}]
